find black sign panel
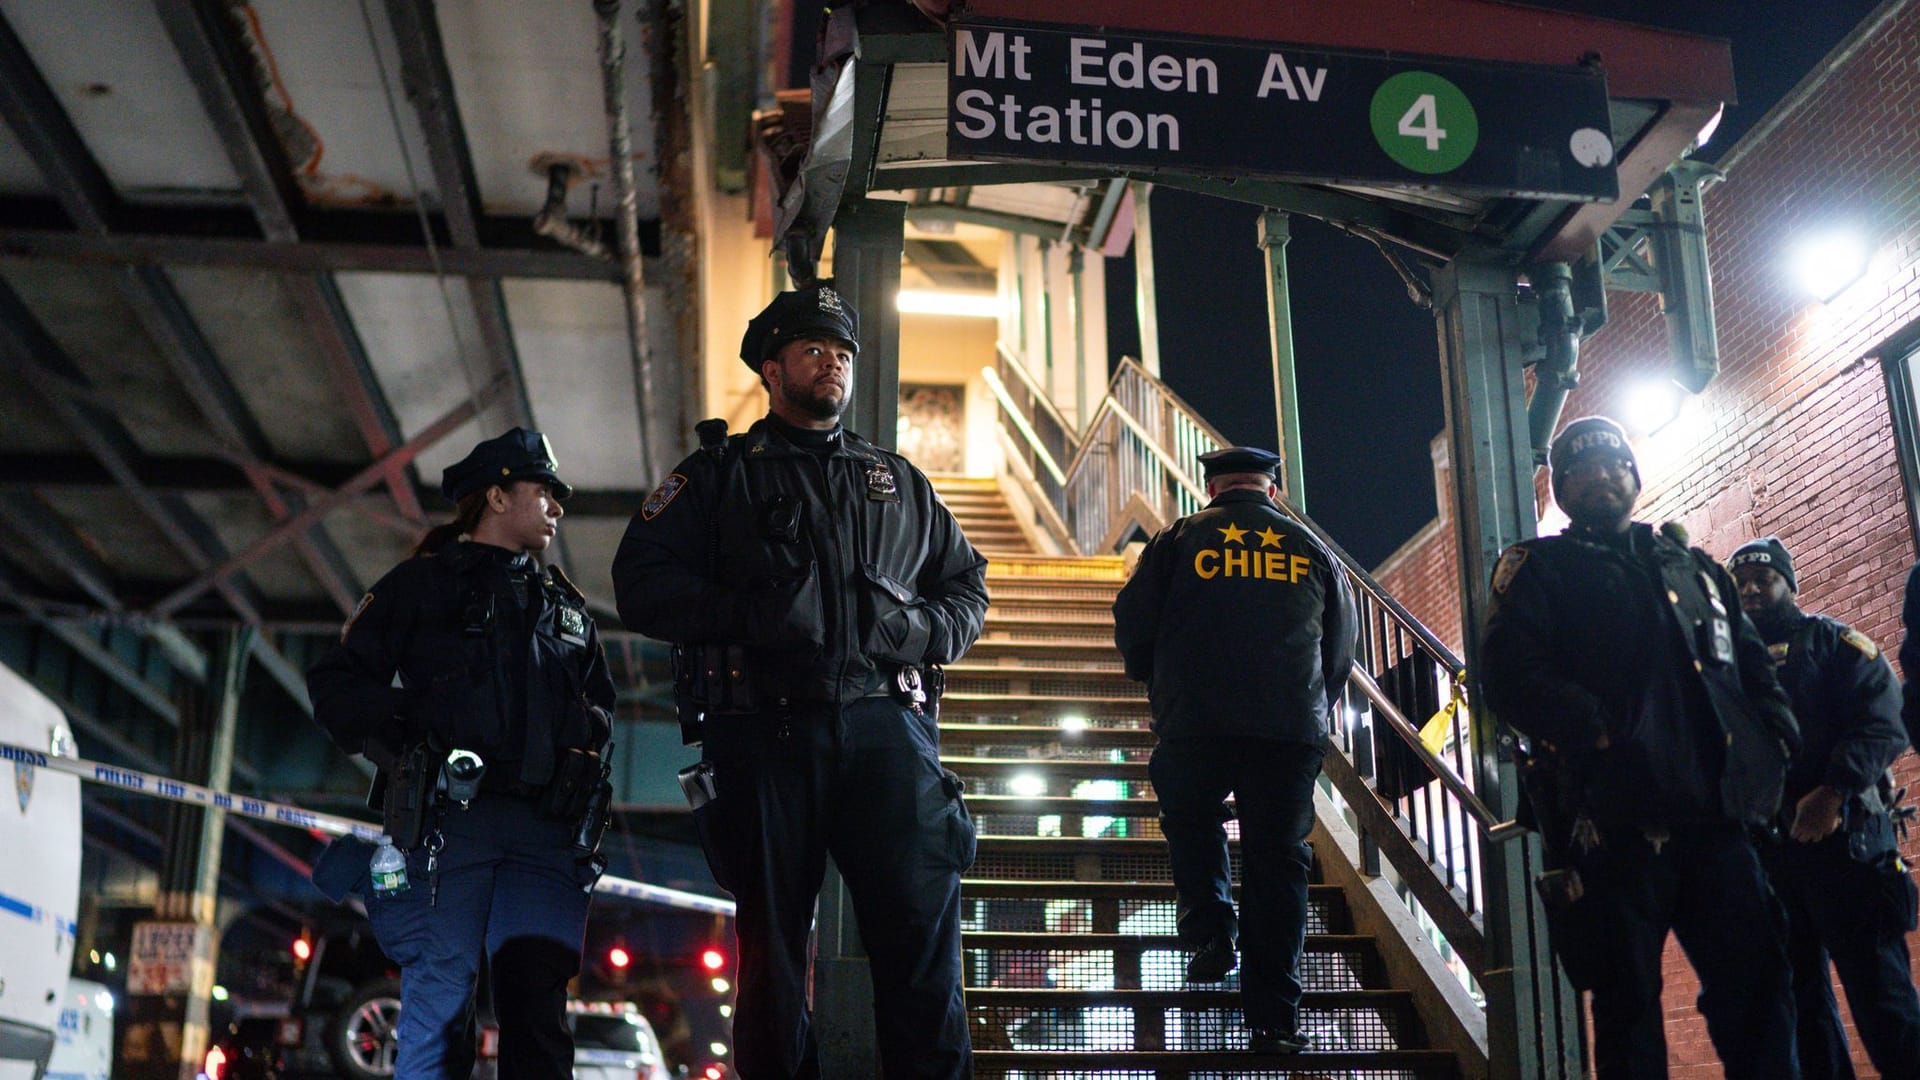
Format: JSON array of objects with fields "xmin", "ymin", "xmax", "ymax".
[{"xmin": 946, "ymin": 17, "xmax": 1618, "ymax": 201}]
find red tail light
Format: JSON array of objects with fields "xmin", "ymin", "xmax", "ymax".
[
  {"xmin": 203, "ymin": 1044, "xmax": 227, "ymax": 1080},
  {"xmin": 292, "ymin": 937, "xmax": 312, "ymax": 962},
  {"xmin": 608, "ymin": 946, "xmax": 632, "ymax": 969},
  {"xmin": 699, "ymin": 948, "xmax": 726, "ymax": 972}
]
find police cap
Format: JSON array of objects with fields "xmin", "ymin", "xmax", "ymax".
[
  {"xmin": 1548, "ymin": 416, "xmax": 1639, "ymax": 490},
  {"xmin": 1728, "ymin": 536, "xmax": 1797, "ymax": 593},
  {"xmin": 1199, "ymin": 446, "xmax": 1283, "ymax": 481},
  {"xmin": 440, "ymin": 427, "xmax": 573, "ymax": 503},
  {"xmin": 739, "ymin": 285, "xmax": 860, "ymax": 372}
]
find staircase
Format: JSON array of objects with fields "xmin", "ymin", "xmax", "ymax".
[{"xmin": 931, "ymin": 478, "xmax": 1462, "ymax": 1080}]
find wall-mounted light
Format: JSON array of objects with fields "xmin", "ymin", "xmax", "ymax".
[
  {"xmin": 1625, "ymin": 378, "xmax": 1685, "ymax": 435},
  {"xmin": 1791, "ymin": 228, "xmax": 1873, "ymax": 303},
  {"xmin": 897, "ymin": 289, "xmax": 1002, "ymax": 318}
]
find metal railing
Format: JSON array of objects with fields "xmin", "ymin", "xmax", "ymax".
[{"xmin": 986, "ymin": 343, "xmax": 1520, "ymax": 982}]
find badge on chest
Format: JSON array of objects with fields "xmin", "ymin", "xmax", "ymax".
[
  {"xmin": 865, "ymin": 461, "xmax": 900, "ymax": 502},
  {"xmin": 556, "ymin": 605, "xmax": 588, "ymax": 645}
]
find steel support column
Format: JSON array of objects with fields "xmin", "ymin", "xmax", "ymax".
[
  {"xmin": 807, "ymin": 194, "xmax": 907, "ymax": 1078},
  {"xmin": 1434, "ymin": 253, "xmax": 1582, "ymax": 1078},
  {"xmin": 1130, "ymin": 181, "xmax": 1161, "ymax": 376},
  {"xmin": 1258, "ymin": 211, "xmax": 1308, "ymax": 509},
  {"xmin": 834, "ymin": 197, "xmax": 906, "ymax": 449}
]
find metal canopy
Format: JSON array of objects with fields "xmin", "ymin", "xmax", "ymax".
[
  {"xmin": 0, "ymin": 0, "xmax": 682, "ymax": 828},
  {"xmin": 777, "ymin": 0, "xmax": 1733, "ymax": 265}
]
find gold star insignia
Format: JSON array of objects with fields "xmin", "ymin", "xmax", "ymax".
[
  {"xmin": 1218, "ymin": 523, "xmax": 1247, "ymax": 545},
  {"xmin": 1256, "ymin": 527, "xmax": 1285, "ymax": 548}
]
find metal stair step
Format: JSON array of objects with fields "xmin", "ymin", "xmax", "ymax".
[
  {"xmin": 963, "ymin": 795, "xmax": 1162, "ymax": 816},
  {"xmin": 963, "ymin": 880, "xmax": 1344, "ymax": 904},
  {"xmin": 943, "ymin": 723, "xmax": 1157, "ymax": 748},
  {"xmin": 938, "ymin": 696, "xmax": 1153, "ymax": 726},
  {"xmin": 964, "ymin": 932, "xmax": 1369, "ymax": 951},
  {"xmin": 962, "ymin": 641, "xmax": 1131, "ymax": 665},
  {"xmin": 972, "ymin": 991, "xmax": 1431, "ymax": 1047},
  {"xmin": 970, "ymin": 1048, "xmax": 1459, "ymax": 1078},
  {"xmin": 948, "ymin": 755, "xmax": 1149, "ymax": 778}
]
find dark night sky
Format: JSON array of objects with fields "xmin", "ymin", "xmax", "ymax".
[{"xmin": 1101, "ymin": 1, "xmax": 1882, "ymax": 566}]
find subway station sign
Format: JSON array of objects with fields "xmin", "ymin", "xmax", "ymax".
[{"xmin": 945, "ymin": 17, "xmax": 1619, "ymax": 201}]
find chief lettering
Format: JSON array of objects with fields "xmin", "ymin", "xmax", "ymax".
[
  {"xmin": 641, "ymin": 473, "xmax": 689, "ymax": 520},
  {"xmin": 1193, "ymin": 548, "xmax": 1311, "ymax": 583}
]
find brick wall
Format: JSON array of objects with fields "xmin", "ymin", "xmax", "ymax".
[{"xmin": 1375, "ymin": 1, "xmax": 1920, "ymax": 1073}]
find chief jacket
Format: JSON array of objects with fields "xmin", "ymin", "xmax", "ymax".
[
  {"xmin": 611, "ymin": 417, "xmax": 989, "ymax": 705},
  {"xmin": 1758, "ymin": 612, "xmax": 1907, "ymax": 815},
  {"xmin": 1480, "ymin": 522, "xmax": 1799, "ymax": 829},
  {"xmin": 308, "ymin": 541, "xmax": 617, "ymax": 790},
  {"xmin": 1112, "ymin": 488, "xmax": 1357, "ymax": 744}
]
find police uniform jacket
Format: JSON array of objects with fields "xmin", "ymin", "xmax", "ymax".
[
  {"xmin": 1480, "ymin": 522, "xmax": 1798, "ymax": 827},
  {"xmin": 611, "ymin": 418, "xmax": 990, "ymax": 704},
  {"xmin": 1759, "ymin": 613, "xmax": 1906, "ymax": 814},
  {"xmin": 1112, "ymin": 489, "xmax": 1357, "ymax": 743},
  {"xmin": 308, "ymin": 541, "xmax": 617, "ymax": 790}
]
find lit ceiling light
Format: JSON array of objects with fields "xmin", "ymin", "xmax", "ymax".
[
  {"xmin": 897, "ymin": 290, "xmax": 1002, "ymax": 318},
  {"xmin": 1792, "ymin": 228, "xmax": 1873, "ymax": 302},
  {"xmin": 1625, "ymin": 379, "xmax": 1684, "ymax": 435},
  {"xmin": 711, "ymin": 977, "xmax": 731, "ymax": 994},
  {"xmin": 1059, "ymin": 715, "xmax": 1088, "ymax": 734},
  {"xmin": 710, "ymin": 1042, "xmax": 730, "ymax": 1057},
  {"xmin": 211, "ymin": 985, "xmax": 229, "ymax": 1002},
  {"xmin": 1008, "ymin": 773, "xmax": 1047, "ymax": 797}
]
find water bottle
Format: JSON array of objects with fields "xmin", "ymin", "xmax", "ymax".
[{"xmin": 369, "ymin": 836, "xmax": 409, "ymax": 897}]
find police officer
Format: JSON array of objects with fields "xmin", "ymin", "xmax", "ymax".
[
  {"xmin": 611, "ymin": 284, "xmax": 989, "ymax": 1080},
  {"xmin": 1111, "ymin": 447, "xmax": 1356, "ymax": 1055},
  {"xmin": 1479, "ymin": 416, "xmax": 1801, "ymax": 1079},
  {"xmin": 1729, "ymin": 537, "xmax": 1920, "ymax": 1080},
  {"xmin": 307, "ymin": 428, "xmax": 617, "ymax": 1080}
]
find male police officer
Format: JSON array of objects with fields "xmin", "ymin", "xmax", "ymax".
[
  {"xmin": 309, "ymin": 429, "xmax": 617, "ymax": 1080},
  {"xmin": 612, "ymin": 285, "xmax": 989, "ymax": 1080},
  {"xmin": 1112, "ymin": 446, "xmax": 1356, "ymax": 1055},
  {"xmin": 1479, "ymin": 416, "xmax": 1801, "ymax": 1079},
  {"xmin": 1729, "ymin": 537, "xmax": 1920, "ymax": 1080}
]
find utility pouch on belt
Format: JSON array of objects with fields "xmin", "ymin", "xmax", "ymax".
[
  {"xmin": 543, "ymin": 747, "xmax": 604, "ymax": 821},
  {"xmin": 672, "ymin": 643, "xmax": 758, "ymax": 745},
  {"xmin": 380, "ymin": 742, "xmax": 436, "ymax": 849}
]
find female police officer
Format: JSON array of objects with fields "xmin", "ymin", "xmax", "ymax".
[{"xmin": 307, "ymin": 428, "xmax": 617, "ymax": 1080}]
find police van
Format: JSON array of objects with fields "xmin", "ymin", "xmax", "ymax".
[{"xmin": 0, "ymin": 663, "xmax": 85, "ymax": 1080}]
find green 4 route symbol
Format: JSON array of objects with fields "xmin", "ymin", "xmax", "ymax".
[{"xmin": 1370, "ymin": 71, "xmax": 1479, "ymax": 175}]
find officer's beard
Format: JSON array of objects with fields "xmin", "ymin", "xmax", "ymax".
[
  {"xmin": 1744, "ymin": 598, "xmax": 1798, "ymax": 639},
  {"xmin": 779, "ymin": 378, "xmax": 849, "ymax": 423}
]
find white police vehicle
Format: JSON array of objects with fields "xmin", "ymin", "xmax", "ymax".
[{"xmin": 0, "ymin": 663, "xmax": 85, "ymax": 1080}]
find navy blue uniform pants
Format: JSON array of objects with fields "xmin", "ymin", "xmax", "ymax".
[
  {"xmin": 1766, "ymin": 831, "xmax": 1920, "ymax": 1080},
  {"xmin": 1553, "ymin": 822, "xmax": 1799, "ymax": 1079},
  {"xmin": 1148, "ymin": 736, "xmax": 1322, "ymax": 1033},
  {"xmin": 694, "ymin": 697, "xmax": 975, "ymax": 1080},
  {"xmin": 365, "ymin": 794, "xmax": 596, "ymax": 1080}
]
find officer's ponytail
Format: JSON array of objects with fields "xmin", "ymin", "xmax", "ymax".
[{"xmin": 412, "ymin": 490, "xmax": 490, "ymax": 557}]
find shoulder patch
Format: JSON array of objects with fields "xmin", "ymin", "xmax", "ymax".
[
  {"xmin": 1841, "ymin": 627, "xmax": 1880, "ymax": 660},
  {"xmin": 1491, "ymin": 546, "xmax": 1529, "ymax": 594},
  {"xmin": 640, "ymin": 473, "xmax": 688, "ymax": 520},
  {"xmin": 341, "ymin": 591, "xmax": 375, "ymax": 643}
]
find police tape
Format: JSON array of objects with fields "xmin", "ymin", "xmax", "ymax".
[{"xmin": 0, "ymin": 738, "xmax": 734, "ymax": 917}]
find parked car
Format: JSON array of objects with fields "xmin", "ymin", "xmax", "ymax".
[{"xmin": 205, "ymin": 920, "xmax": 675, "ymax": 1080}]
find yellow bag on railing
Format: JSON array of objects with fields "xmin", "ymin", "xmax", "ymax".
[{"xmin": 1418, "ymin": 681, "xmax": 1465, "ymax": 757}]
